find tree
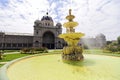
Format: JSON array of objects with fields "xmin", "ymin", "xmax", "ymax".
[
  {"xmin": 117, "ymin": 36, "xmax": 120, "ymax": 45},
  {"xmin": 107, "ymin": 41, "xmax": 112, "ymax": 45}
]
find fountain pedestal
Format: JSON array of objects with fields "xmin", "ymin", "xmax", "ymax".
[
  {"xmin": 62, "ymin": 46, "xmax": 84, "ymax": 61},
  {"xmin": 59, "ymin": 9, "xmax": 85, "ymax": 61}
]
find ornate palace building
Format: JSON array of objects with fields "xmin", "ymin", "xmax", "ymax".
[
  {"xmin": 0, "ymin": 13, "xmax": 64, "ymax": 50},
  {"xmin": 0, "ymin": 12, "xmax": 106, "ymax": 50}
]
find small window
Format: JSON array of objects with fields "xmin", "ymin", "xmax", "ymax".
[
  {"xmin": 23, "ymin": 43, "xmax": 27, "ymax": 47},
  {"xmin": 36, "ymin": 31, "xmax": 39, "ymax": 35},
  {"xmin": 13, "ymin": 44, "xmax": 17, "ymax": 47},
  {"xmin": 45, "ymin": 23, "xmax": 47, "ymax": 26},
  {"xmin": 18, "ymin": 44, "xmax": 22, "ymax": 47},
  {"xmin": 7, "ymin": 43, "xmax": 11, "ymax": 47},
  {"xmin": 0, "ymin": 43, "xmax": 2, "ymax": 47},
  {"xmin": 28, "ymin": 44, "xmax": 33, "ymax": 47},
  {"xmin": 48, "ymin": 23, "xmax": 50, "ymax": 26}
]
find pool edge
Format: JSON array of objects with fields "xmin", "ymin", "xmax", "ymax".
[{"xmin": 0, "ymin": 53, "xmax": 51, "ymax": 80}]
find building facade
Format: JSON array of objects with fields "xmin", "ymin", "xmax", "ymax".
[
  {"xmin": 80, "ymin": 34, "xmax": 106, "ymax": 49},
  {"xmin": 0, "ymin": 32, "xmax": 33, "ymax": 50},
  {"xmin": 0, "ymin": 13, "xmax": 65, "ymax": 50},
  {"xmin": 33, "ymin": 13, "xmax": 64, "ymax": 49},
  {"xmin": 0, "ymin": 13, "xmax": 106, "ymax": 50}
]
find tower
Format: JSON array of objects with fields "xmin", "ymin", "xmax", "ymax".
[{"xmin": 33, "ymin": 12, "xmax": 63, "ymax": 49}]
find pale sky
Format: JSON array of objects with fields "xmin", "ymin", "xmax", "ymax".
[{"xmin": 0, "ymin": 0, "xmax": 120, "ymax": 41}]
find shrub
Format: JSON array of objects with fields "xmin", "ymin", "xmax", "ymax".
[
  {"xmin": 34, "ymin": 47, "xmax": 47, "ymax": 51},
  {"xmin": 104, "ymin": 36, "xmax": 120, "ymax": 53},
  {"xmin": 107, "ymin": 41, "xmax": 112, "ymax": 45},
  {"xmin": 21, "ymin": 48, "xmax": 31, "ymax": 54},
  {"xmin": 21, "ymin": 47, "xmax": 48, "ymax": 54},
  {"xmin": 104, "ymin": 44, "xmax": 120, "ymax": 53}
]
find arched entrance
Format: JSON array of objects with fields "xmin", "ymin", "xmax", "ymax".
[{"xmin": 42, "ymin": 31, "xmax": 55, "ymax": 49}]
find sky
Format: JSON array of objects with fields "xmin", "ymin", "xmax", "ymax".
[{"xmin": 0, "ymin": 0, "xmax": 120, "ymax": 41}]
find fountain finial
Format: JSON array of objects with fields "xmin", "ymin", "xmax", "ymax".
[
  {"xmin": 69, "ymin": 9, "xmax": 72, "ymax": 15},
  {"xmin": 66, "ymin": 9, "xmax": 75, "ymax": 22}
]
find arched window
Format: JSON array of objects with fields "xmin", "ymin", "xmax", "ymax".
[
  {"xmin": 35, "ymin": 41, "xmax": 39, "ymax": 47},
  {"xmin": 45, "ymin": 23, "xmax": 47, "ymax": 26}
]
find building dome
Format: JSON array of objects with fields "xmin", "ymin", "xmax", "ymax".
[
  {"xmin": 34, "ymin": 19, "xmax": 41, "ymax": 24},
  {"xmin": 96, "ymin": 33, "xmax": 106, "ymax": 39},
  {"xmin": 41, "ymin": 16, "xmax": 53, "ymax": 21},
  {"xmin": 56, "ymin": 23, "xmax": 62, "ymax": 26},
  {"xmin": 97, "ymin": 33, "xmax": 105, "ymax": 37},
  {"xmin": 56, "ymin": 23, "xmax": 62, "ymax": 28}
]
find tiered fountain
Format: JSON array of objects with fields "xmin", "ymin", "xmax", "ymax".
[{"xmin": 59, "ymin": 9, "xmax": 85, "ymax": 61}]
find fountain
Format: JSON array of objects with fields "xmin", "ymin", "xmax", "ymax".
[
  {"xmin": 59, "ymin": 9, "xmax": 85, "ymax": 61},
  {"xmin": 1, "ymin": 9, "xmax": 120, "ymax": 80}
]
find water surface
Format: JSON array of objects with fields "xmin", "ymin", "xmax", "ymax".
[{"xmin": 7, "ymin": 54, "xmax": 120, "ymax": 80}]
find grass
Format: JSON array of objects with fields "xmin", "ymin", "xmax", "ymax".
[
  {"xmin": 0, "ymin": 64, "xmax": 4, "ymax": 67},
  {"xmin": 0, "ymin": 53, "xmax": 31, "ymax": 67},
  {"xmin": 84, "ymin": 49, "xmax": 103, "ymax": 54},
  {"xmin": 84, "ymin": 49, "xmax": 120, "ymax": 57},
  {"xmin": 50, "ymin": 49, "xmax": 120, "ymax": 57},
  {"xmin": 0, "ymin": 54, "xmax": 31, "ymax": 62}
]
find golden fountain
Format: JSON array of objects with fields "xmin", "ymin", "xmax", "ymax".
[{"xmin": 59, "ymin": 9, "xmax": 85, "ymax": 61}]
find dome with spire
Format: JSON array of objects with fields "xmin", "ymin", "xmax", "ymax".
[{"xmin": 41, "ymin": 12, "xmax": 53, "ymax": 22}]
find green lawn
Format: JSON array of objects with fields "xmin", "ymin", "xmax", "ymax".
[
  {"xmin": 0, "ymin": 53, "xmax": 30, "ymax": 67},
  {"xmin": 84, "ymin": 49, "xmax": 120, "ymax": 57},
  {"xmin": 0, "ymin": 53, "xmax": 30, "ymax": 62},
  {"xmin": 0, "ymin": 64, "xmax": 4, "ymax": 67}
]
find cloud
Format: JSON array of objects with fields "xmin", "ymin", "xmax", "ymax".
[
  {"xmin": 0, "ymin": 0, "xmax": 9, "ymax": 8},
  {"xmin": 0, "ymin": 0, "xmax": 120, "ymax": 40},
  {"xmin": 0, "ymin": 0, "xmax": 49, "ymax": 33}
]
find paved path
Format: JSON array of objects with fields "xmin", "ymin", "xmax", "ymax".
[
  {"xmin": 0, "ymin": 62, "xmax": 8, "ymax": 64},
  {"xmin": 4, "ymin": 52, "xmax": 20, "ymax": 54}
]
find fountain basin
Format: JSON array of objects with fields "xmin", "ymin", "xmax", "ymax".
[
  {"xmin": 3, "ymin": 54, "xmax": 120, "ymax": 80},
  {"xmin": 59, "ymin": 32, "xmax": 84, "ymax": 46},
  {"xmin": 63, "ymin": 22, "xmax": 78, "ymax": 28}
]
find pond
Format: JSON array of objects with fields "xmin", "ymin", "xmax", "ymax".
[{"xmin": 7, "ymin": 54, "xmax": 120, "ymax": 80}]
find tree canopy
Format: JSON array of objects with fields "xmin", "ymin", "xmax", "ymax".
[{"xmin": 117, "ymin": 36, "xmax": 120, "ymax": 45}]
